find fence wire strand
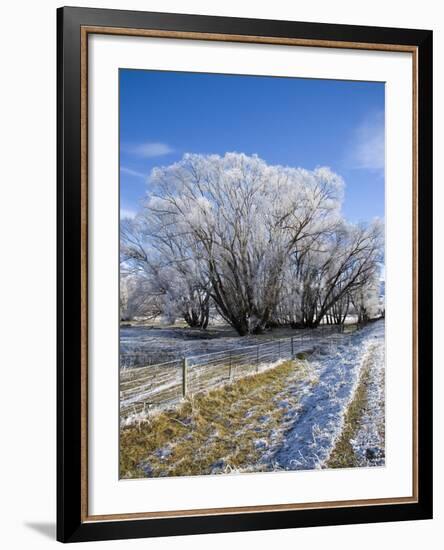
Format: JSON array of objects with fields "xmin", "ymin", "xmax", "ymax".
[{"xmin": 120, "ymin": 325, "xmax": 360, "ymax": 416}]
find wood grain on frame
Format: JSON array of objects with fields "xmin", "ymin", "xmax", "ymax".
[
  {"xmin": 80, "ymin": 26, "xmax": 89, "ymax": 522},
  {"xmin": 79, "ymin": 25, "xmax": 419, "ymax": 523}
]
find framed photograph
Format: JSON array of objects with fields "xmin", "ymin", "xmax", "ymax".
[{"xmin": 57, "ymin": 6, "xmax": 433, "ymax": 543}]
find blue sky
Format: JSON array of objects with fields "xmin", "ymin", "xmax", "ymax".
[{"xmin": 120, "ymin": 69, "xmax": 385, "ymax": 223}]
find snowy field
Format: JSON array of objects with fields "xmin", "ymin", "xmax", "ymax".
[
  {"xmin": 120, "ymin": 320, "xmax": 385, "ymax": 476},
  {"xmin": 266, "ymin": 320, "xmax": 385, "ymax": 471}
]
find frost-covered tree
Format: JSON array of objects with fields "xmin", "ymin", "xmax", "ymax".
[
  {"xmin": 120, "ymin": 217, "xmax": 210, "ymax": 327},
  {"xmin": 121, "ymin": 153, "xmax": 383, "ymax": 333},
  {"xmin": 276, "ymin": 220, "xmax": 383, "ymax": 327},
  {"xmin": 309, "ymin": 221, "xmax": 383, "ymax": 326},
  {"xmin": 350, "ymin": 270, "xmax": 384, "ymax": 323},
  {"xmin": 145, "ymin": 153, "xmax": 344, "ymax": 334},
  {"xmin": 120, "ymin": 273, "xmax": 162, "ymax": 322}
]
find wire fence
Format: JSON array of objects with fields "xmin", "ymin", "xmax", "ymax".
[{"xmin": 120, "ymin": 324, "xmax": 361, "ymax": 418}]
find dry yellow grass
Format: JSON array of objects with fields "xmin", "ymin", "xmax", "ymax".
[
  {"xmin": 326, "ymin": 366, "xmax": 371, "ymax": 469},
  {"xmin": 120, "ymin": 359, "xmax": 311, "ymax": 478}
]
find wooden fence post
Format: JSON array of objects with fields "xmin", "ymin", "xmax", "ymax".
[
  {"xmin": 291, "ymin": 336, "xmax": 294, "ymax": 358},
  {"xmin": 256, "ymin": 345, "xmax": 259, "ymax": 372},
  {"xmin": 229, "ymin": 351, "xmax": 233, "ymax": 381},
  {"xmin": 182, "ymin": 357, "xmax": 188, "ymax": 397}
]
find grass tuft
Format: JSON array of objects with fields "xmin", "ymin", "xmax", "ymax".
[
  {"xmin": 120, "ymin": 359, "xmax": 308, "ymax": 478},
  {"xmin": 326, "ymin": 366, "xmax": 370, "ymax": 469}
]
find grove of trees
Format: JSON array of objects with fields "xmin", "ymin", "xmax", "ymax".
[{"xmin": 120, "ymin": 153, "xmax": 384, "ymax": 335}]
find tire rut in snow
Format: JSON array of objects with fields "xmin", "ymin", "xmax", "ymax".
[{"xmin": 266, "ymin": 321, "xmax": 385, "ymax": 471}]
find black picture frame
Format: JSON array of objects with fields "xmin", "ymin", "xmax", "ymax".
[{"xmin": 57, "ymin": 6, "xmax": 433, "ymax": 543}]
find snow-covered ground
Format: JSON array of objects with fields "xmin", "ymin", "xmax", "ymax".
[
  {"xmin": 263, "ymin": 320, "xmax": 385, "ymax": 471},
  {"xmin": 121, "ymin": 319, "xmax": 385, "ymax": 476},
  {"xmin": 350, "ymin": 337, "xmax": 385, "ymax": 466}
]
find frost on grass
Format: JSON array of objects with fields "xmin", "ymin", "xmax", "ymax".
[
  {"xmin": 350, "ymin": 338, "xmax": 385, "ymax": 466},
  {"xmin": 120, "ymin": 321, "xmax": 385, "ymax": 478},
  {"xmin": 265, "ymin": 321, "xmax": 385, "ymax": 471},
  {"xmin": 121, "ymin": 357, "xmax": 289, "ymax": 427},
  {"xmin": 120, "ymin": 359, "xmax": 318, "ymax": 478}
]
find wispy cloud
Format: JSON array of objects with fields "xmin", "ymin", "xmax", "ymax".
[
  {"xmin": 349, "ymin": 111, "xmax": 385, "ymax": 172},
  {"xmin": 120, "ymin": 166, "xmax": 146, "ymax": 179},
  {"xmin": 127, "ymin": 141, "xmax": 174, "ymax": 158},
  {"xmin": 120, "ymin": 208, "xmax": 136, "ymax": 219}
]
